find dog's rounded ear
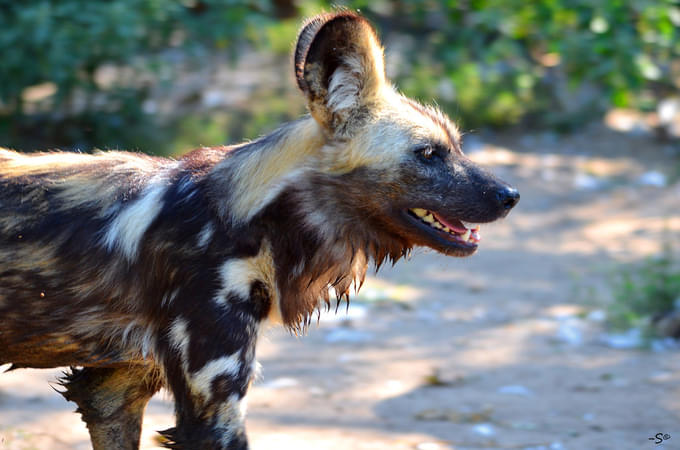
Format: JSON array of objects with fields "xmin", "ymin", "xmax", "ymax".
[{"xmin": 294, "ymin": 12, "xmax": 386, "ymax": 138}]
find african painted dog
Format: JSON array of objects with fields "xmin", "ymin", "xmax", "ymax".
[{"xmin": 0, "ymin": 11, "xmax": 518, "ymax": 450}]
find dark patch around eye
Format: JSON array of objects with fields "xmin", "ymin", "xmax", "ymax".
[{"xmin": 413, "ymin": 143, "xmax": 450, "ymax": 162}]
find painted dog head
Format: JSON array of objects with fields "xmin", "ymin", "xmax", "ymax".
[
  {"xmin": 210, "ymin": 12, "xmax": 519, "ymax": 328},
  {"xmin": 294, "ymin": 11, "xmax": 518, "ymax": 252}
]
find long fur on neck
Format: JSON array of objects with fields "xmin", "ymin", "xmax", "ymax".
[{"xmin": 258, "ymin": 175, "xmax": 411, "ymax": 331}]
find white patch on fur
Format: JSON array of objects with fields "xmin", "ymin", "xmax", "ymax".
[
  {"xmin": 216, "ymin": 259, "xmax": 257, "ymax": 303},
  {"xmin": 168, "ymin": 317, "xmax": 190, "ymax": 363},
  {"xmin": 191, "ymin": 352, "xmax": 241, "ymax": 399},
  {"xmin": 215, "ymin": 119, "xmax": 324, "ymax": 224},
  {"xmin": 327, "ymin": 55, "xmax": 363, "ymax": 114},
  {"xmin": 239, "ymin": 393, "xmax": 249, "ymax": 417},
  {"xmin": 235, "ymin": 166, "xmax": 309, "ymax": 225},
  {"xmin": 214, "ymin": 241, "xmax": 282, "ymax": 324},
  {"xmin": 196, "ymin": 223, "xmax": 214, "ymax": 249},
  {"xmin": 103, "ymin": 182, "xmax": 166, "ymax": 261}
]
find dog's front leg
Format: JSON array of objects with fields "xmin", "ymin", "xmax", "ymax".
[{"xmin": 159, "ymin": 289, "xmax": 267, "ymax": 450}]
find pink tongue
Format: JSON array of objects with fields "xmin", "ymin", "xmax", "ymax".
[{"xmin": 432, "ymin": 213, "xmax": 467, "ymax": 233}]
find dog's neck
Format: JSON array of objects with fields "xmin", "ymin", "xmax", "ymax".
[{"xmin": 255, "ymin": 178, "xmax": 410, "ymax": 330}]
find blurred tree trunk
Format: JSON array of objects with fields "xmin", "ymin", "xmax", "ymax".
[{"xmin": 272, "ymin": 0, "xmax": 297, "ymax": 19}]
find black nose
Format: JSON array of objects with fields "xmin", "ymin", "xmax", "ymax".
[{"xmin": 495, "ymin": 186, "xmax": 520, "ymax": 210}]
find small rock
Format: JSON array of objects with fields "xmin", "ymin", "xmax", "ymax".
[
  {"xmin": 498, "ymin": 385, "xmax": 533, "ymax": 396},
  {"xmin": 638, "ymin": 171, "xmax": 666, "ymax": 187},
  {"xmin": 647, "ymin": 371, "xmax": 673, "ymax": 383},
  {"xmin": 308, "ymin": 386, "xmax": 326, "ymax": 396},
  {"xmin": 321, "ymin": 303, "xmax": 368, "ymax": 323},
  {"xmin": 586, "ymin": 309, "xmax": 606, "ymax": 322},
  {"xmin": 573, "ymin": 173, "xmax": 602, "ymax": 190},
  {"xmin": 325, "ymin": 328, "xmax": 373, "ymax": 343},
  {"xmin": 259, "ymin": 377, "xmax": 299, "ymax": 390},
  {"xmin": 356, "ymin": 286, "xmax": 389, "ymax": 302},
  {"xmin": 601, "ymin": 328, "xmax": 643, "ymax": 349},
  {"xmin": 336, "ymin": 353, "xmax": 359, "ymax": 363},
  {"xmin": 511, "ymin": 421, "xmax": 538, "ymax": 430},
  {"xmin": 556, "ymin": 319, "xmax": 584, "ymax": 346},
  {"xmin": 651, "ymin": 337, "xmax": 680, "ymax": 352},
  {"xmin": 472, "ymin": 423, "xmax": 496, "ymax": 437},
  {"xmin": 201, "ymin": 90, "xmax": 225, "ymax": 108}
]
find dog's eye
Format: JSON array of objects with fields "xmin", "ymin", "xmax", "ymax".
[{"xmin": 415, "ymin": 144, "xmax": 436, "ymax": 162}]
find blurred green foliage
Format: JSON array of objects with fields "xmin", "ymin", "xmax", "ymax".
[
  {"xmin": 0, "ymin": 0, "xmax": 290, "ymax": 153},
  {"xmin": 607, "ymin": 242, "xmax": 680, "ymax": 338},
  {"xmin": 0, "ymin": 0, "xmax": 678, "ymax": 154}
]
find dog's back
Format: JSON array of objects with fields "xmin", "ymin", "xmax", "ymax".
[{"xmin": 0, "ymin": 149, "xmax": 171, "ymax": 367}]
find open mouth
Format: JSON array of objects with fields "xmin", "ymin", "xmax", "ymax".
[{"xmin": 406, "ymin": 208, "xmax": 481, "ymax": 249}]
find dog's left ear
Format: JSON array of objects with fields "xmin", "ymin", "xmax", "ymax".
[{"xmin": 295, "ymin": 11, "xmax": 386, "ymax": 138}]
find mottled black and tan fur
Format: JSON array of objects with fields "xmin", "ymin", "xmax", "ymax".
[{"xmin": 0, "ymin": 12, "xmax": 518, "ymax": 450}]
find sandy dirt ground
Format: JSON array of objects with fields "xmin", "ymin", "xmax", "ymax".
[{"xmin": 1, "ymin": 125, "xmax": 679, "ymax": 450}]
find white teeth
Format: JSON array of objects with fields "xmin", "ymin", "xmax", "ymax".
[
  {"xmin": 411, "ymin": 209, "xmax": 480, "ymax": 243},
  {"xmin": 462, "ymin": 221, "xmax": 480, "ymax": 230}
]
